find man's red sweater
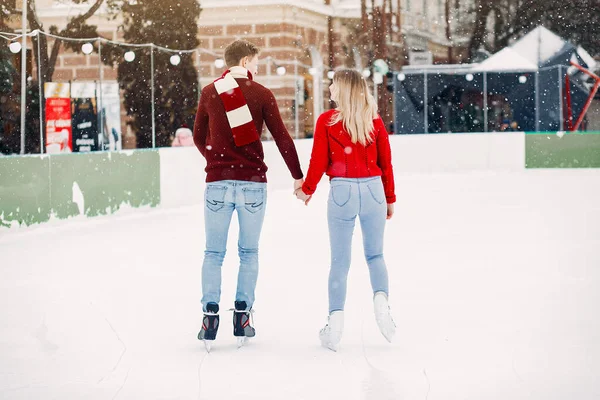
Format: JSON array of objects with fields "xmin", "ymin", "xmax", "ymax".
[
  {"xmin": 193, "ymin": 78, "xmax": 304, "ymax": 183},
  {"xmin": 302, "ymin": 110, "xmax": 396, "ymax": 203}
]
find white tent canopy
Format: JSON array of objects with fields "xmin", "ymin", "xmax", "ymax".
[
  {"xmin": 477, "ymin": 26, "xmax": 596, "ymax": 72},
  {"xmin": 402, "ymin": 26, "xmax": 596, "ymax": 75},
  {"xmin": 511, "ymin": 26, "xmax": 568, "ymax": 67},
  {"xmin": 475, "ymin": 47, "xmax": 538, "ymax": 72}
]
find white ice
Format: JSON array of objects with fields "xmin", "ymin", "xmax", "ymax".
[{"xmin": 1, "ymin": 169, "xmax": 600, "ymax": 399}]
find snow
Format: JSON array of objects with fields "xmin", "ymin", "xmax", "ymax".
[
  {"xmin": 511, "ymin": 26, "xmax": 569, "ymax": 67},
  {"xmin": 72, "ymin": 182, "xmax": 85, "ymax": 216},
  {"xmin": 576, "ymin": 46, "xmax": 597, "ymax": 71},
  {"xmin": 476, "ymin": 47, "xmax": 538, "ymax": 72},
  {"xmin": 471, "ymin": 26, "xmax": 598, "ymax": 75},
  {"xmin": 1, "ymin": 169, "xmax": 600, "ymax": 399}
]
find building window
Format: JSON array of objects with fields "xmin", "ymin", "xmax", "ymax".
[
  {"xmin": 423, "ymin": 0, "xmax": 428, "ymax": 16},
  {"xmin": 406, "ymin": 0, "xmax": 411, "ymax": 12}
]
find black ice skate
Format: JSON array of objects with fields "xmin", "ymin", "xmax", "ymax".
[
  {"xmin": 232, "ymin": 301, "xmax": 255, "ymax": 348},
  {"xmin": 198, "ymin": 303, "xmax": 219, "ymax": 352}
]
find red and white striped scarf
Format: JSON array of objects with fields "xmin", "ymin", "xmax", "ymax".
[{"xmin": 213, "ymin": 67, "xmax": 260, "ymax": 147}]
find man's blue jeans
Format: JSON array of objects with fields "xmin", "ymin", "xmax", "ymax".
[{"xmin": 201, "ymin": 180, "xmax": 267, "ymax": 311}]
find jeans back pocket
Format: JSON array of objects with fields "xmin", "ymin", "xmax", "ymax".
[
  {"xmin": 206, "ymin": 185, "xmax": 227, "ymax": 212},
  {"xmin": 330, "ymin": 185, "xmax": 352, "ymax": 207},
  {"xmin": 243, "ymin": 188, "xmax": 265, "ymax": 213},
  {"xmin": 367, "ymin": 182, "xmax": 385, "ymax": 204}
]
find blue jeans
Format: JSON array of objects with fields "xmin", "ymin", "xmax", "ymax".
[
  {"xmin": 328, "ymin": 177, "xmax": 389, "ymax": 313},
  {"xmin": 201, "ymin": 180, "xmax": 267, "ymax": 311}
]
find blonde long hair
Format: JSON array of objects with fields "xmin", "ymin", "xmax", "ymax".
[{"xmin": 329, "ymin": 68, "xmax": 378, "ymax": 146}]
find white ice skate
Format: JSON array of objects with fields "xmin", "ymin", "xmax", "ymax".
[
  {"xmin": 319, "ymin": 310, "xmax": 344, "ymax": 352},
  {"xmin": 373, "ymin": 291, "xmax": 396, "ymax": 343}
]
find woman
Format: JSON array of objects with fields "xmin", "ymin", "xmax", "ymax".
[{"xmin": 295, "ymin": 68, "xmax": 396, "ymax": 351}]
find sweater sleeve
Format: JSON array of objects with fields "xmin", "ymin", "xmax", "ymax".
[
  {"xmin": 193, "ymin": 88, "xmax": 209, "ymax": 157},
  {"xmin": 375, "ymin": 117, "xmax": 396, "ymax": 203},
  {"xmin": 262, "ymin": 89, "xmax": 304, "ymax": 180},
  {"xmin": 301, "ymin": 113, "xmax": 330, "ymax": 195}
]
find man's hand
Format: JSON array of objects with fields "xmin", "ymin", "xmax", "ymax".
[{"xmin": 293, "ymin": 178, "xmax": 304, "ymax": 194}]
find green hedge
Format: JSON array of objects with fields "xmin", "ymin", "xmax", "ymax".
[
  {"xmin": 526, "ymin": 131, "xmax": 600, "ymax": 168},
  {"xmin": 0, "ymin": 151, "xmax": 160, "ymax": 228}
]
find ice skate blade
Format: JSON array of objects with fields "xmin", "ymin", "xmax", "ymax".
[
  {"xmin": 375, "ymin": 314, "xmax": 396, "ymax": 343},
  {"xmin": 319, "ymin": 332, "xmax": 340, "ymax": 352},
  {"xmin": 204, "ymin": 340, "xmax": 213, "ymax": 352},
  {"xmin": 236, "ymin": 337, "xmax": 249, "ymax": 348},
  {"xmin": 321, "ymin": 340, "xmax": 339, "ymax": 352}
]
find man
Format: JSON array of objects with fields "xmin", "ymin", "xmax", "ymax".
[{"xmin": 193, "ymin": 40, "xmax": 304, "ymax": 349}]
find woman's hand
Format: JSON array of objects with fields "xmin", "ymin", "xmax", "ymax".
[
  {"xmin": 294, "ymin": 188, "xmax": 312, "ymax": 205},
  {"xmin": 386, "ymin": 203, "xmax": 394, "ymax": 220}
]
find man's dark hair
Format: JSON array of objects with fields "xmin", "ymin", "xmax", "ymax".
[{"xmin": 224, "ymin": 40, "xmax": 260, "ymax": 68}]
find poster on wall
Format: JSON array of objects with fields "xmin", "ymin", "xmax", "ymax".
[
  {"xmin": 44, "ymin": 82, "xmax": 72, "ymax": 154},
  {"xmin": 98, "ymin": 82, "xmax": 123, "ymax": 151},
  {"xmin": 71, "ymin": 82, "xmax": 98, "ymax": 152},
  {"xmin": 408, "ymin": 51, "xmax": 433, "ymax": 66}
]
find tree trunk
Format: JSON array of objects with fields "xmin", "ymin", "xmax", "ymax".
[
  {"xmin": 27, "ymin": 0, "xmax": 105, "ymax": 82},
  {"xmin": 361, "ymin": 0, "xmax": 368, "ymax": 42},
  {"xmin": 446, "ymin": 0, "xmax": 452, "ymax": 63},
  {"xmin": 468, "ymin": 0, "xmax": 493, "ymax": 60}
]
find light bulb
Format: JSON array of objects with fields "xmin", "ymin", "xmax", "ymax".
[
  {"xmin": 124, "ymin": 51, "xmax": 136, "ymax": 62},
  {"xmin": 9, "ymin": 42, "xmax": 21, "ymax": 54},
  {"xmin": 170, "ymin": 54, "xmax": 181, "ymax": 66},
  {"xmin": 81, "ymin": 43, "xmax": 94, "ymax": 55}
]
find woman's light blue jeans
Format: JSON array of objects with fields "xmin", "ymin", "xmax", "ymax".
[
  {"xmin": 327, "ymin": 177, "xmax": 389, "ymax": 313},
  {"xmin": 201, "ymin": 180, "xmax": 267, "ymax": 311}
]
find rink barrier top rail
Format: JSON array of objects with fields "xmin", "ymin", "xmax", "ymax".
[{"xmin": 1, "ymin": 132, "xmax": 599, "ymax": 229}]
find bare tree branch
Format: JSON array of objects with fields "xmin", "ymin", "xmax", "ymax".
[
  {"xmin": 46, "ymin": 0, "xmax": 105, "ymax": 80},
  {"xmin": 67, "ymin": 0, "xmax": 105, "ymax": 28}
]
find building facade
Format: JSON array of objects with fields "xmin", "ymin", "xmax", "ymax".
[{"xmin": 4, "ymin": 0, "xmax": 464, "ymax": 148}]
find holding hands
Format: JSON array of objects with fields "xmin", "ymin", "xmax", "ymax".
[
  {"xmin": 293, "ymin": 179, "xmax": 312, "ymax": 205},
  {"xmin": 293, "ymin": 179, "xmax": 392, "ymax": 216}
]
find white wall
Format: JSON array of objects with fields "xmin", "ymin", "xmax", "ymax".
[
  {"xmin": 390, "ymin": 133, "xmax": 525, "ymax": 173},
  {"xmin": 158, "ymin": 147, "xmax": 207, "ymax": 208},
  {"xmin": 159, "ymin": 133, "xmax": 525, "ymax": 207}
]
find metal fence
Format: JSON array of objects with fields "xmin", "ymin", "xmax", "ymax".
[
  {"xmin": 1, "ymin": 30, "xmax": 322, "ymax": 155},
  {"xmin": 392, "ymin": 66, "xmax": 593, "ymax": 134}
]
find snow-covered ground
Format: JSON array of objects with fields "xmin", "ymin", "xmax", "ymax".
[{"xmin": 1, "ymin": 169, "xmax": 599, "ymax": 400}]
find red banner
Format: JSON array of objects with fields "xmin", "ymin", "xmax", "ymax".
[{"xmin": 45, "ymin": 83, "xmax": 72, "ymax": 154}]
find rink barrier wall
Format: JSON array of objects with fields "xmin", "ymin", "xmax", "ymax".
[
  {"xmin": 525, "ymin": 131, "xmax": 600, "ymax": 168},
  {"xmin": 0, "ymin": 150, "xmax": 160, "ymax": 228},
  {"xmin": 1, "ymin": 132, "xmax": 598, "ymax": 229},
  {"xmin": 161, "ymin": 133, "xmax": 528, "ymax": 207}
]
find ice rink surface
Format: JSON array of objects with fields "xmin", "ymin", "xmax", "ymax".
[{"xmin": 1, "ymin": 169, "xmax": 599, "ymax": 399}]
